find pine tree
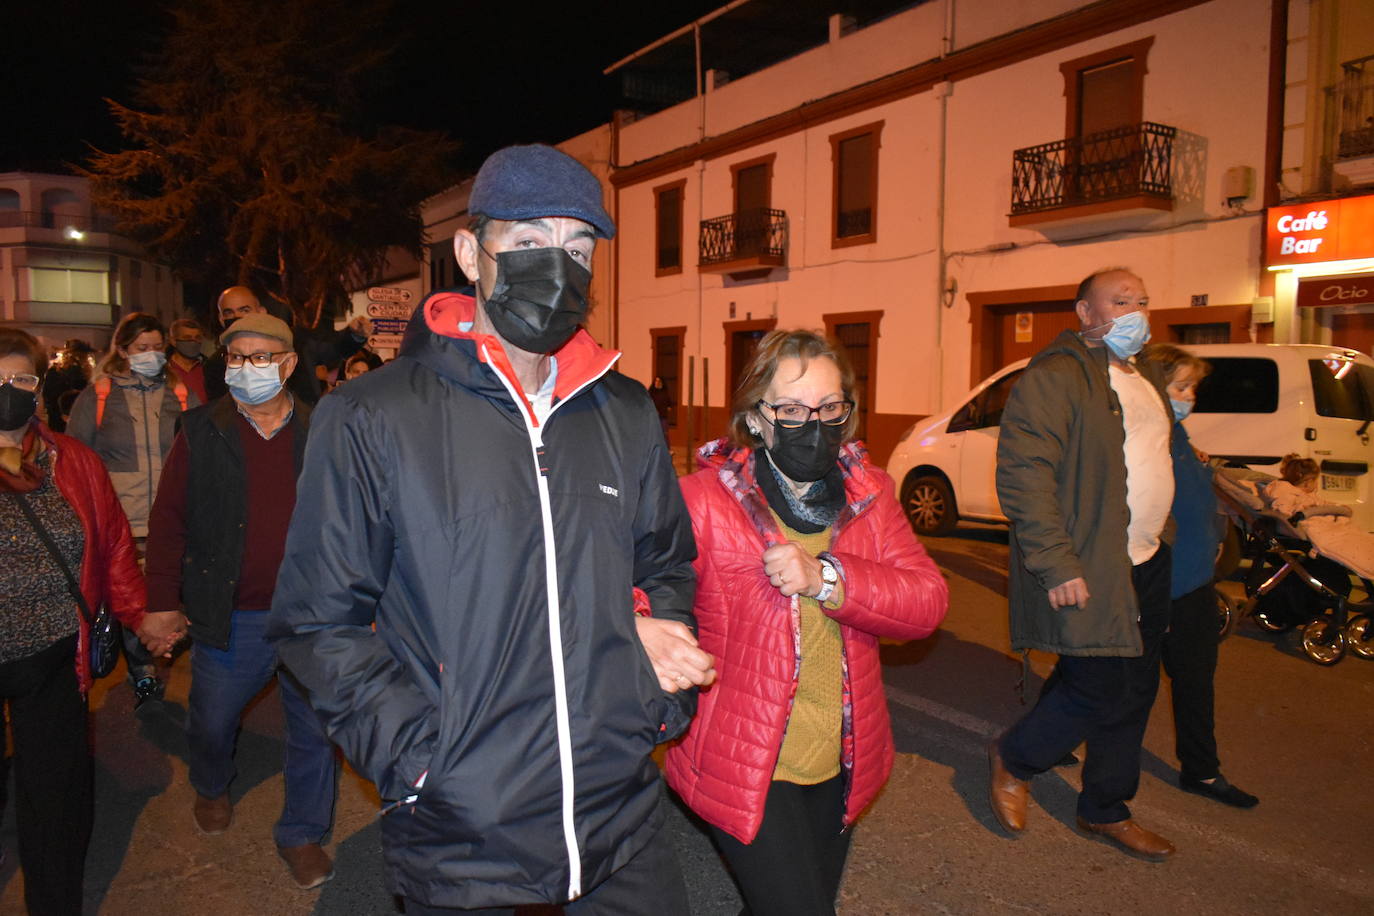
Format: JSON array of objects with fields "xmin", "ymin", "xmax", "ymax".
[{"xmin": 84, "ymin": 0, "xmax": 457, "ymax": 329}]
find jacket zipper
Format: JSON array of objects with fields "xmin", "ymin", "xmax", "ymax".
[{"xmin": 479, "ymin": 344, "xmax": 617, "ymax": 901}]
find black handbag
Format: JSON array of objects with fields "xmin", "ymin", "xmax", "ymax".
[{"xmin": 14, "ymin": 493, "xmax": 122, "ymax": 678}]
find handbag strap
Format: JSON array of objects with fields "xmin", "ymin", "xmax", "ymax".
[{"xmin": 13, "ymin": 493, "xmax": 95, "ymax": 625}]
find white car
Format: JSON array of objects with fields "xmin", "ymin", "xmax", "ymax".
[{"xmin": 887, "ymin": 343, "xmax": 1374, "ymax": 536}]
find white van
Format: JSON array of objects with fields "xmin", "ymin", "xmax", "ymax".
[{"xmin": 887, "ymin": 344, "xmax": 1374, "ymax": 535}]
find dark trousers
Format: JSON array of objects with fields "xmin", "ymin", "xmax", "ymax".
[
  {"xmin": 710, "ymin": 775, "xmax": 852, "ymax": 916},
  {"xmin": 186, "ymin": 610, "xmax": 337, "ymax": 847},
  {"xmin": 1161, "ymin": 584, "xmax": 1221, "ymax": 781},
  {"xmin": 0, "ymin": 635, "xmax": 91, "ymax": 916},
  {"xmin": 403, "ymin": 813, "xmax": 690, "ymax": 916},
  {"xmin": 1001, "ymin": 545, "xmax": 1171, "ymax": 824}
]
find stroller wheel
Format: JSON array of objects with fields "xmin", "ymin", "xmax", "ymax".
[
  {"xmin": 1300, "ymin": 618, "xmax": 1347, "ymax": 666},
  {"xmin": 1345, "ymin": 615, "xmax": 1374, "ymax": 660},
  {"xmin": 1253, "ymin": 603, "xmax": 1291, "ymax": 633},
  {"xmin": 1215, "ymin": 589, "xmax": 1235, "ymax": 641}
]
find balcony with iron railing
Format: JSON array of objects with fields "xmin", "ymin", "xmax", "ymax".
[
  {"xmin": 1331, "ymin": 54, "xmax": 1374, "ymax": 188},
  {"xmin": 698, "ymin": 207, "xmax": 787, "ymax": 275},
  {"xmin": 0, "ymin": 210, "xmax": 121, "ymax": 233},
  {"xmin": 1008, "ymin": 121, "xmax": 1177, "ymax": 227}
]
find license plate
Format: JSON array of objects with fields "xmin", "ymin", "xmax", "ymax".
[{"xmin": 1323, "ymin": 474, "xmax": 1356, "ymax": 491}]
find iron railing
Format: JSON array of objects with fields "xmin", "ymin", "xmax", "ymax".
[
  {"xmin": 699, "ymin": 207, "xmax": 787, "ymax": 267},
  {"xmin": 0, "ymin": 210, "xmax": 121, "ymax": 233},
  {"xmin": 1333, "ymin": 54, "xmax": 1374, "ymax": 160},
  {"xmin": 1010, "ymin": 121, "xmax": 1177, "ymax": 215}
]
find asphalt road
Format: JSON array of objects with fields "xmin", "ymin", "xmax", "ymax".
[{"xmin": 2, "ymin": 523, "xmax": 1371, "ymax": 914}]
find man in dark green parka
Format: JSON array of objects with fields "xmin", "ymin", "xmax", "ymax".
[{"xmin": 987, "ymin": 268, "xmax": 1179, "ymax": 862}]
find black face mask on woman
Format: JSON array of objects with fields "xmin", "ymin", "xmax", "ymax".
[
  {"xmin": 764, "ymin": 418, "xmax": 846, "ymax": 482},
  {"xmin": 480, "ymin": 246, "xmax": 591, "ymax": 354},
  {"xmin": 0, "ymin": 383, "xmax": 37, "ymax": 432}
]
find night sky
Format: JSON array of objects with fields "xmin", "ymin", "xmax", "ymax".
[{"xmin": 2, "ymin": 0, "xmax": 724, "ymax": 177}]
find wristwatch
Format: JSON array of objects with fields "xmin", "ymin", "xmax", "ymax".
[{"xmin": 815, "ymin": 556, "xmax": 839, "ymax": 603}]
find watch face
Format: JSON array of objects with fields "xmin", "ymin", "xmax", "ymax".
[{"xmin": 822, "ymin": 562, "xmax": 837, "ymax": 582}]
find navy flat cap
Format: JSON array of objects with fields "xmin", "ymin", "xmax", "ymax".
[{"xmin": 469, "ymin": 144, "xmax": 616, "ymax": 240}]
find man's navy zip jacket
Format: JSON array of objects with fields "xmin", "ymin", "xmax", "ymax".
[{"xmin": 268, "ymin": 290, "xmax": 698, "ymax": 909}]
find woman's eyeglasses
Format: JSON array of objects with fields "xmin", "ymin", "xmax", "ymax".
[
  {"xmin": 225, "ymin": 351, "xmax": 290, "ymax": 369},
  {"xmin": 757, "ymin": 399, "xmax": 854, "ymax": 429},
  {"xmin": 0, "ymin": 373, "xmax": 40, "ymax": 392}
]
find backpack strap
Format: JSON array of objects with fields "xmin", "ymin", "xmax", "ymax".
[{"xmin": 94, "ymin": 377, "xmax": 112, "ymax": 428}]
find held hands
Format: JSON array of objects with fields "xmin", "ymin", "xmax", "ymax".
[
  {"xmin": 762, "ymin": 541, "xmax": 823, "ymax": 599},
  {"xmin": 348, "ymin": 316, "xmax": 372, "ymax": 338},
  {"xmin": 634, "ymin": 617, "xmax": 717, "ymax": 693},
  {"xmin": 1048, "ymin": 577, "xmax": 1090, "ymax": 610},
  {"xmin": 137, "ymin": 610, "xmax": 189, "ymax": 658}
]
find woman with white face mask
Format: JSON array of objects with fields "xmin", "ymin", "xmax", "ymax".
[{"xmin": 67, "ymin": 311, "xmax": 199, "ymax": 707}]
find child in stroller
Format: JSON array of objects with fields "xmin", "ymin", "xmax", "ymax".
[{"xmin": 1214, "ymin": 458, "xmax": 1374, "ymax": 664}]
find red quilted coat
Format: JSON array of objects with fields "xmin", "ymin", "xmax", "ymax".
[
  {"xmin": 34, "ymin": 421, "xmax": 147, "ymax": 693},
  {"xmin": 665, "ymin": 439, "xmax": 948, "ymax": 843}
]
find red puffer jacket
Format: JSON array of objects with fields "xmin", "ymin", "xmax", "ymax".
[
  {"xmin": 37, "ymin": 421, "xmax": 147, "ymax": 693},
  {"xmin": 665, "ymin": 439, "xmax": 948, "ymax": 843}
]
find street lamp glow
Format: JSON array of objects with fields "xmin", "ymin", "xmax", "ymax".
[{"xmin": 64, "ymin": 226, "xmax": 85, "ymax": 240}]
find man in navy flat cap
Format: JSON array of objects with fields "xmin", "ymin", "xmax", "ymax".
[{"xmin": 269, "ymin": 144, "xmax": 715, "ymax": 913}]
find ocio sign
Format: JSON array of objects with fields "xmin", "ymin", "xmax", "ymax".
[
  {"xmin": 1266, "ymin": 194, "xmax": 1374, "ymax": 267},
  {"xmin": 1296, "ymin": 273, "xmax": 1374, "ymax": 309}
]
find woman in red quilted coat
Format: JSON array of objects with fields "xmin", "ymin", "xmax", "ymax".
[
  {"xmin": 0, "ymin": 328, "xmax": 151, "ymax": 915},
  {"xmin": 665, "ymin": 330, "xmax": 948, "ymax": 916}
]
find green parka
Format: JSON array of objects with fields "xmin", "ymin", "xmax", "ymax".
[{"xmin": 995, "ymin": 330, "xmax": 1173, "ymax": 657}]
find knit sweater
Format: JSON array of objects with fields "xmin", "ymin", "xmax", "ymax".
[{"xmin": 771, "ymin": 513, "xmax": 843, "ymax": 784}]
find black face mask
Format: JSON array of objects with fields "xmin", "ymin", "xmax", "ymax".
[
  {"xmin": 480, "ymin": 246, "xmax": 591, "ymax": 354},
  {"xmin": 0, "ymin": 384, "xmax": 38, "ymax": 432},
  {"xmin": 763, "ymin": 419, "xmax": 846, "ymax": 482}
]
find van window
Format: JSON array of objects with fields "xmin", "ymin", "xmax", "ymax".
[
  {"xmin": 1309, "ymin": 359, "xmax": 1374, "ymax": 421},
  {"xmin": 1194, "ymin": 358, "xmax": 1278, "ymax": 413}
]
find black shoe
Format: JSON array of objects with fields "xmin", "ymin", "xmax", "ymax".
[
  {"xmin": 132, "ymin": 676, "xmax": 165, "ymax": 711},
  {"xmin": 1180, "ymin": 774, "xmax": 1258, "ymax": 808}
]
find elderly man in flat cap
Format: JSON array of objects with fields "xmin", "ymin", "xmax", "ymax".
[
  {"xmin": 269, "ymin": 144, "xmax": 714, "ymax": 913},
  {"xmin": 144, "ymin": 313, "xmax": 339, "ymax": 890}
]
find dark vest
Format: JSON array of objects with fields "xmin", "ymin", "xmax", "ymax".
[{"xmin": 178, "ymin": 396, "xmax": 311, "ymax": 648}]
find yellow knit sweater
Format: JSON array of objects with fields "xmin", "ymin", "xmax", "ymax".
[{"xmin": 772, "ymin": 513, "xmax": 845, "ymax": 785}]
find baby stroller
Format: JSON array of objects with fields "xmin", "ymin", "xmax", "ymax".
[{"xmin": 1213, "ymin": 466, "xmax": 1374, "ymax": 665}]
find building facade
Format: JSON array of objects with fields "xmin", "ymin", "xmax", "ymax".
[
  {"xmin": 0, "ymin": 172, "xmax": 184, "ymax": 352},
  {"xmin": 606, "ymin": 0, "xmax": 1305, "ymax": 464}
]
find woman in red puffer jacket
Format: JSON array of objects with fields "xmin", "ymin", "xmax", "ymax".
[
  {"xmin": 664, "ymin": 330, "xmax": 948, "ymax": 916},
  {"xmin": 1, "ymin": 328, "xmax": 150, "ymax": 916}
]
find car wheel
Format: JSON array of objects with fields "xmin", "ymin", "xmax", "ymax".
[{"xmin": 902, "ymin": 474, "xmax": 957, "ymax": 536}]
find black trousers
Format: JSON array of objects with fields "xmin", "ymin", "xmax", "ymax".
[
  {"xmin": 1001, "ymin": 545, "xmax": 1171, "ymax": 824},
  {"xmin": 1161, "ymin": 584, "xmax": 1221, "ymax": 781},
  {"xmin": 403, "ymin": 812, "xmax": 690, "ymax": 916},
  {"xmin": 0, "ymin": 634, "xmax": 91, "ymax": 916},
  {"xmin": 710, "ymin": 775, "xmax": 852, "ymax": 916}
]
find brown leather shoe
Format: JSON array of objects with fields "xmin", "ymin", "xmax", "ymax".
[
  {"xmin": 192, "ymin": 793, "xmax": 232, "ymax": 836},
  {"xmin": 1075, "ymin": 817, "xmax": 1175, "ymax": 861},
  {"xmin": 278, "ymin": 843, "xmax": 335, "ymax": 890},
  {"xmin": 987, "ymin": 739, "xmax": 1028, "ymax": 832}
]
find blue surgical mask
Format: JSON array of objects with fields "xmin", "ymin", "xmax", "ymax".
[
  {"xmin": 128, "ymin": 350, "xmax": 167, "ymax": 378},
  {"xmin": 225, "ymin": 362, "xmax": 284, "ymax": 405},
  {"xmin": 1170, "ymin": 398, "xmax": 1193, "ymax": 421},
  {"xmin": 1089, "ymin": 310, "xmax": 1151, "ymax": 360}
]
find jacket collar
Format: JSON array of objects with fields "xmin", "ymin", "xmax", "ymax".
[
  {"xmin": 696, "ymin": 437, "xmax": 880, "ymax": 544},
  {"xmin": 404, "ymin": 289, "xmax": 620, "ymax": 427}
]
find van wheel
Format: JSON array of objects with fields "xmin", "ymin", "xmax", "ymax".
[{"xmin": 902, "ymin": 475, "xmax": 957, "ymax": 536}]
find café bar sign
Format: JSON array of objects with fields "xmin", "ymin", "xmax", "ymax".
[
  {"xmin": 1266, "ymin": 193, "xmax": 1374, "ymax": 268},
  {"xmin": 1297, "ymin": 273, "xmax": 1374, "ymax": 309}
]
